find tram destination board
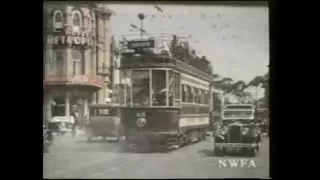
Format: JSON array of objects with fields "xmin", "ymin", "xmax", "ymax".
[{"xmin": 127, "ymin": 40, "xmax": 155, "ymax": 49}]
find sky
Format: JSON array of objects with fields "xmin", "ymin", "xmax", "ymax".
[{"xmin": 107, "ymin": 3, "xmax": 269, "ymax": 98}]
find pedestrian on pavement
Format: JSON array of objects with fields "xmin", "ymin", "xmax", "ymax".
[{"xmin": 71, "ymin": 105, "xmax": 79, "ymax": 137}]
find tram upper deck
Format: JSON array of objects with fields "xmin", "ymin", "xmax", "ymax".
[
  {"xmin": 116, "ymin": 34, "xmax": 213, "ymax": 111},
  {"xmin": 119, "ymin": 33, "xmax": 213, "ymax": 81}
]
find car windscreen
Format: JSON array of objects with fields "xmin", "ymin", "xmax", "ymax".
[
  {"xmin": 223, "ymin": 110, "xmax": 253, "ymax": 118},
  {"xmin": 224, "ymin": 105, "xmax": 253, "ymax": 110}
]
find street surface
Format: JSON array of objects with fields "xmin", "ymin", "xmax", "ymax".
[{"xmin": 43, "ymin": 134, "xmax": 269, "ymax": 179}]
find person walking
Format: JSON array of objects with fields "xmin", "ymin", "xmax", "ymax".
[{"xmin": 71, "ymin": 105, "xmax": 79, "ymax": 137}]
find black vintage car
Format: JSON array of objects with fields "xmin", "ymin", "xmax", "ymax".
[
  {"xmin": 86, "ymin": 104, "xmax": 123, "ymax": 142},
  {"xmin": 213, "ymin": 104, "xmax": 262, "ymax": 157},
  {"xmin": 43, "ymin": 124, "xmax": 53, "ymax": 153}
]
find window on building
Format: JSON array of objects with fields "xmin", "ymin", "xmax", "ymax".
[
  {"xmin": 53, "ymin": 10, "xmax": 63, "ymax": 31},
  {"xmin": 204, "ymin": 91, "xmax": 210, "ymax": 104},
  {"xmin": 72, "ymin": 49, "xmax": 83, "ymax": 75},
  {"xmin": 83, "ymin": 16, "xmax": 91, "ymax": 29},
  {"xmin": 51, "ymin": 49, "xmax": 64, "ymax": 75},
  {"xmin": 72, "ymin": 11, "xmax": 82, "ymax": 27}
]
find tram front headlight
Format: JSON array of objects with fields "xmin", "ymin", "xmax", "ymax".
[{"xmin": 136, "ymin": 118, "xmax": 147, "ymax": 128}]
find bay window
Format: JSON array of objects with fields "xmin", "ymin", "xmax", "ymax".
[{"xmin": 72, "ymin": 48, "xmax": 83, "ymax": 75}]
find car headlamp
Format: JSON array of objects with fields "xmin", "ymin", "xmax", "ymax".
[
  {"xmin": 221, "ymin": 126, "xmax": 228, "ymax": 135},
  {"xmin": 241, "ymin": 127, "xmax": 249, "ymax": 135}
]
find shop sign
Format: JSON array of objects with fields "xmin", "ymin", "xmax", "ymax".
[{"xmin": 46, "ymin": 31, "xmax": 91, "ymax": 45}]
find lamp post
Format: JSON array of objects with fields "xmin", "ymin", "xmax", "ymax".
[{"xmin": 138, "ymin": 13, "xmax": 145, "ymax": 40}]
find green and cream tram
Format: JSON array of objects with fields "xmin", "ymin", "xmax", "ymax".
[{"xmin": 117, "ymin": 34, "xmax": 214, "ymax": 151}]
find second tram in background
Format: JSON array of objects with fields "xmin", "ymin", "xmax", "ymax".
[{"xmin": 116, "ymin": 33, "xmax": 214, "ymax": 151}]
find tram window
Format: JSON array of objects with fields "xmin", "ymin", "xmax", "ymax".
[
  {"xmin": 202, "ymin": 90, "xmax": 207, "ymax": 104},
  {"xmin": 194, "ymin": 88, "xmax": 199, "ymax": 104},
  {"xmin": 132, "ymin": 70, "xmax": 150, "ymax": 106},
  {"xmin": 199, "ymin": 89, "xmax": 203, "ymax": 104},
  {"xmin": 152, "ymin": 70, "xmax": 167, "ymax": 106},
  {"xmin": 186, "ymin": 85, "xmax": 193, "ymax": 103},
  {"xmin": 197, "ymin": 89, "xmax": 201, "ymax": 104},
  {"xmin": 182, "ymin": 84, "xmax": 187, "ymax": 102},
  {"xmin": 202, "ymin": 90, "xmax": 205, "ymax": 104},
  {"xmin": 175, "ymin": 72, "xmax": 181, "ymax": 100},
  {"xmin": 119, "ymin": 70, "xmax": 132, "ymax": 106},
  {"xmin": 192, "ymin": 87, "xmax": 196, "ymax": 103},
  {"xmin": 204, "ymin": 91, "xmax": 209, "ymax": 104},
  {"xmin": 168, "ymin": 71, "xmax": 175, "ymax": 106}
]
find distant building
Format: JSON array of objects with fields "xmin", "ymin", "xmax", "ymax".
[{"xmin": 43, "ymin": 2, "xmax": 115, "ymax": 124}]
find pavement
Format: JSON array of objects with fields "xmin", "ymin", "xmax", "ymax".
[{"xmin": 43, "ymin": 134, "xmax": 269, "ymax": 179}]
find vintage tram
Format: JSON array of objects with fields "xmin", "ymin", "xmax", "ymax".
[{"xmin": 116, "ymin": 34, "xmax": 214, "ymax": 151}]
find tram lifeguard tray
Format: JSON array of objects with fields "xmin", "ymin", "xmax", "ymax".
[{"xmin": 127, "ymin": 40, "xmax": 155, "ymax": 49}]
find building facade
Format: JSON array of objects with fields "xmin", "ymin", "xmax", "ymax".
[{"xmin": 43, "ymin": 2, "xmax": 114, "ymax": 125}]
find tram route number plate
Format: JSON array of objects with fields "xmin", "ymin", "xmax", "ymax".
[
  {"xmin": 127, "ymin": 40, "xmax": 155, "ymax": 49},
  {"xmin": 136, "ymin": 112, "xmax": 146, "ymax": 118}
]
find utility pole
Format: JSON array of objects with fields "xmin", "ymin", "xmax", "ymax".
[
  {"xmin": 255, "ymin": 84, "xmax": 259, "ymax": 107},
  {"xmin": 160, "ymin": 29, "xmax": 164, "ymax": 49}
]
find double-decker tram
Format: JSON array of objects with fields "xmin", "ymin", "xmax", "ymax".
[{"xmin": 117, "ymin": 33, "xmax": 214, "ymax": 151}]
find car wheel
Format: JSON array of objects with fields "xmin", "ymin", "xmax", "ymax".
[
  {"xmin": 248, "ymin": 147, "xmax": 257, "ymax": 157},
  {"xmin": 214, "ymin": 145, "xmax": 224, "ymax": 156}
]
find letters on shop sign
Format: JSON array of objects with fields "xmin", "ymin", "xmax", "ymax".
[{"xmin": 47, "ymin": 31, "xmax": 90, "ymax": 45}]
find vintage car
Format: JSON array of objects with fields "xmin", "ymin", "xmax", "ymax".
[
  {"xmin": 213, "ymin": 104, "xmax": 262, "ymax": 157},
  {"xmin": 86, "ymin": 104, "xmax": 123, "ymax": 142},
  {"xmin": 43, "ymin": 124, "xmax": 53, "ymax": 153},
  {"xmin": 48, "ymin": 116, "xmax": 75, "ymax": 135}
]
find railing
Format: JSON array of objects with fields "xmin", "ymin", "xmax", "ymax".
[
  {"xmin": 120, "ymin": 55, "xmax": 212, "ymax": 81},
  {"xmin": 120, "ymin": 33, "xmax": 213, "ymax": 75}
]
